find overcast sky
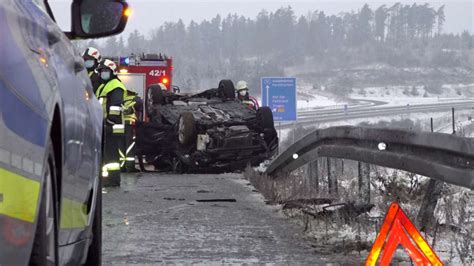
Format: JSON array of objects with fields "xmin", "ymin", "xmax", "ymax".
[{"xmin": 50, "ymin": 0, "xmax": 473, "ymax": 38}]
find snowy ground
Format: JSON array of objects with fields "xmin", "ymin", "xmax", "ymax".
[
  {"xmin": 350, "ymin": 84, "xmax": 474, "ymax": 107},
  {"xmin": 278, "ymin": 171, "xmax": 473, "ymax": 265},
  {"xmin": 296, "ymin": 82, "xmax": 348, "ymax": 109},
  {"xmin": 290, "ymin": 83, "xmax": 474, "ymax": 112}
]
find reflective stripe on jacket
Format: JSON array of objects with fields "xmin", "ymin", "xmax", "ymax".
[
  {"xmin": 96, "ymin": 79, "xmax": 127, "ymax": 119},
  {"xmin": 122, "ymin": 91, "xmax": 138, "ymax": 124}
]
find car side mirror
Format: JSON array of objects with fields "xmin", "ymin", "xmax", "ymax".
[
  {"xmin": 172, "ymin": 86, "xmax": 181, "ymax": 94},
  {"xmin": 70, "ymin": 0, "xmax": 130, "ymax": 39}
]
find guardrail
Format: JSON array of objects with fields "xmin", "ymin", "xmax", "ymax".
[{"xmin": 265, "ymin": 126, "xmax": 474, "ymax": 189}]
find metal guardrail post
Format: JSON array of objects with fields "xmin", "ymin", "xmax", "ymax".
[
  {"xmin": 327, "ymin": 158, "xmax": 338, "ymax": 195},
  {"xmin": 306, "ymin": 160, "xmax": 319, "ymax": 194},
  {"xmin": 358, "ymin": 162, "xmax": 371, "ymax": 203},
  {"xmin": 416, "ymin": 179, "xmax": 444, "ymax": 231},
  {"xmin": 327, "ymin": 158, "xmax": 332, "ymax": 194},
  {"xmin": 416, "ymin": 118, "xmax": 447, "ymax": 231},
  {"xmin": 452, "ymin": 107, "xmax": 455, "ymax": 134}
]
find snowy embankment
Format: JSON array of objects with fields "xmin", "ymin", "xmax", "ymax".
[
  {"xmin": 350, "ymin": 83, "xmax": 474, "ymax": 107},
  {"xmin": 291, "ymin": 82, "xmax": 473, "ymax": 113}
]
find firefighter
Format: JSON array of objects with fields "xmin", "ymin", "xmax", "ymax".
[
  {"xmin": 120, "ymin": 88, "xmax": 141, "ymax": 172},
  {"xmin": 95, "ymin": 59, "xmax": 127, "ymax": 187},
  {"xmin": 236, "ymin": 80, "xmax": 257, "ymax": 110},
  {"xmin": 82, "ymin": 47, "xmax": 103, "ymax": 94}
]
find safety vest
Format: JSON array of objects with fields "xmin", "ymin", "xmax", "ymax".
[
  {"xmin": 96, "ymin": 78, "xmax": 126, "ymax": 98},
  {"xmin": 96, "ymin": 79, "xmax": 127, "ymax": 116},
  {"xmin": 88, "ymin": 71, "xmax": 93, "ymax": 77},
  {"xmin": 122, "ymin": 91, "xmax": 138, "ymax": 124}
]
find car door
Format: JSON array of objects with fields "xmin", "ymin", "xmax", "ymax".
[
  {"xmin": 0, "ymin": 1, "xmax": 60, "ymax": 264},
  {"xmin": 22, "ymin": 0, "xmax": 94, "ymax": 246}
]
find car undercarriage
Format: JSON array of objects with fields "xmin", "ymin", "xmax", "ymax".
[{"xmin": 136, "ymin": 80, "xmax": 278, "ymax": 173}]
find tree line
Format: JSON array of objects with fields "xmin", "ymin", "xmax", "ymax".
[{"xmin": 79, "ymin": 2, "xmax": 473, "ymax": 90}]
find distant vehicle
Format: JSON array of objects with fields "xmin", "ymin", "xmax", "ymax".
[
  {"xmin": 0, "ymin": 0, "xmax": 128, "ymax": 265},
  {"xmin": 136, "ymin": 80, "xmax": 278, "ymax": 173}
]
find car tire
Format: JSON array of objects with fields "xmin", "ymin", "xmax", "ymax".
[
  {"xmin": 85, "ymin": 176, "xmax": 102, "ymax": 266},
  {"xmin": 30, "ymin": 140, "xmax": 58, "ymax": 266},
  {"xmin": 257, "ymin": 106, "xmax": 274, "ymax": 130},
  {"xmin": 217, "ymin": 80, "xmax": 235, "ymax": 100},
  {"xmin": 146, "ymin": 84, "xmax": 164, "ymax": 115},
  {"xmin": 178, "ymin": 112, "xmax": 196, "ymax": 146}
]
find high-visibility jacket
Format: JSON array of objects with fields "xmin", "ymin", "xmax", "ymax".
[
  {"xmin": 122, "ymin": 91, "xmax": 138, "ymax": 124},
  {"xmin": 96, "ymin": 79, "xmax": 127, "ymax": 134}
]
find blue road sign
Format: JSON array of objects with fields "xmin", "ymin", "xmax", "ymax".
[{"xmin": 261, "ymin": 77, "xmax": 297, "ymax": 121}]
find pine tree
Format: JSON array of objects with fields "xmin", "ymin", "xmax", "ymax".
[
  {"xmin": 374, "ymin": 5, "xmax": 387, "ymax": 42},
  {"xmin": 436, "ymin": 5, "xmax": 445, "ymax": 35}
]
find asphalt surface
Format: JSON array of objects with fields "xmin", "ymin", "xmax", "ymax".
[
  {"xmin": 279, "ymin": 100, "xmax": 474, "ymax": 129},
  {"xmin": 102, "ymin": 173, "xmax": 327, "ymax": 264}
]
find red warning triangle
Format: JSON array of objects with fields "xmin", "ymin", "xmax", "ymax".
[{"xmin": 365, "ymin": 202, "xmax": 443, "ymax": 266}]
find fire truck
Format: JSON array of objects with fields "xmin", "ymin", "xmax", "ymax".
[{"xmin": 106, "ymin": 53, "xmax": 176, "ymax": 120}]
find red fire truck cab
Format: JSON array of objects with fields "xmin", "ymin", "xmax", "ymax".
[
  {"xmin": 106, "ymin": 53, "xmax": 175, "ymax": 120},
  {"xmin": 117, "ymin": 53, "xmax": 173, "ymax": 90}
]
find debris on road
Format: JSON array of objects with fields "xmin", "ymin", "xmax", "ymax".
[
  {"xmin": 196, "ymin": 199, "xmax": 237, "ymax": 203},
  {"xmin": 197, "ymin": 190, "xmax": 213, "ymax": 193},
  {"xmin": 282, "ymin": 198, "xmax": 333, "ymax": 210}
]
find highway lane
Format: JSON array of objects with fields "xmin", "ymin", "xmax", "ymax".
[
  {"xmin": 297, "ymin": 99, "xmax": 386, "ymax": 116},
  {"xmin": 279, "ymin": 100, "xmax": 474, "ymax": 129},
  {"xmin": 102, "ymin": 173, "xmax": 335, "ymax": 264}
]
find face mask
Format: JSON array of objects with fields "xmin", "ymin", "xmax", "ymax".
[
  {"xmin": 239, "ymin": 90, "xmax": 248, "ymax": 97},
  {"xmin": 84, "ymin": 60, "xmax": 95, "ymax": 69},
  {"xmin": 100, "ymin": 71, "xmax": 111, "ymax": 81}
]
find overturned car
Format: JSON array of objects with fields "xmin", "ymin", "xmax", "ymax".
[{"xmin": 136, "ymin": 80, "xmax": 278, "ymax": 173}]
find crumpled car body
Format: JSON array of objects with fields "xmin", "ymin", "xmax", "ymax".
[{"xmin": 136, "ymin": 85, "xmax": 278, "ymax": 173}]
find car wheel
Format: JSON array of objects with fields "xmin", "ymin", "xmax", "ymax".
[
  {"xmin": 30, "ymin": 140, "xmax": 58, "ymax": 266},
  {"xmin": 146, "ymin": 84, "xmax": 164, "ymax": 115},
  {"xmin": 85, "ymin": 176, "xmax": 102, "ymax": 265},
  {"xmin": 257, "ymin": 106, "xmax": 274, "ymax": 130},
  {"xmin": 178, "ymin": 112, "xmax": 196, "ymax": 146},
  {"xmin": 217, "ymin": 80, "xmax": 235, "ymax": 100}
]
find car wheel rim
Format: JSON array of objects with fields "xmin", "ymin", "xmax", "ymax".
[
  {"xmin": 45, "ymin": 164, "xmax": 55, "ymax": 264},
  {"xmin": 178, "ymin": 117, "xmax": 185, "ymax": 144}
]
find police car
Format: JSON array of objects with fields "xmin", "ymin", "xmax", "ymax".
[{"xmin": 0, "ymin": 0, "xmax": 129, "ymax": 265}]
